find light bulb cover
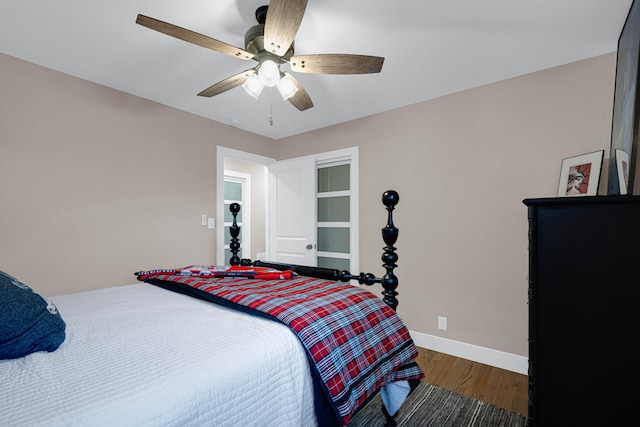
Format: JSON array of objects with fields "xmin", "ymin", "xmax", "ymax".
[
  {"xmin": 258, "ymin": 60, "xmax": 280, "ymax": 87},
  {"xmin": 242, "ymin": 74, "xmax": 264, "ymax": 99},
  {"xmin": 277, "ymin": 74, "xmax": 299, "ymax": 101}
]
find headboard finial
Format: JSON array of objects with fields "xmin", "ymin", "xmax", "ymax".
[{"xmin": 382, "ymin": 190, "xmax": 399, "ymax": 208}]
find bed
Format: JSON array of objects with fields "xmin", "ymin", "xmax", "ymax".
[{"xmin": 0, "ymin": 190, "xmax": 423, "ymax": 427}]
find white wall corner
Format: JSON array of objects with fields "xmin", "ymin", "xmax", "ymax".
[{"xmin": 410, "ymin": 330, "xmax": 528, "ymax": 375}]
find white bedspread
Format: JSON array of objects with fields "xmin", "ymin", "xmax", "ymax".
[{"xmin": 0, "ymin": 284, "xmax": 317, "ymax": 427}]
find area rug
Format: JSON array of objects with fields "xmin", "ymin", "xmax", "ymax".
[{"xmin": 348, "ymin": 382, "xmax": 527, "ymax": 426}]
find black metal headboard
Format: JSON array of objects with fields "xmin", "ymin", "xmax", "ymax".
[{"xmin": 228, "ymin": 190, "xmax": 401, "ymax": 311}]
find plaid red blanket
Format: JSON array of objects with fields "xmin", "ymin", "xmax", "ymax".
[
  {"xmin": 136, "ymin": 267, "xmax": 423, "ymax": 426},
  {"xmin": 135, "ymin": 265, "xmax": 295, "ymax": 280}
]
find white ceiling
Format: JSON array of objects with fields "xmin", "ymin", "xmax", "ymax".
[{"xmin": 0, "ymin": 0, "xmax": 633, "ymax": 140}]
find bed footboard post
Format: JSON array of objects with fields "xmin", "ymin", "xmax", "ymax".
[
  {"xmin": 380, "ymin": 190, "xmax": 400, "ymax": 311},
  {"xmin": 382, "ymin": 405, "xmax": 398, "ymax": 427},
  {"xmin": 229, "ymin": 202, "xmax": 253, "ymax": 266},
  {"xmin": 229, "ymin": 202, "xmax": 241, "ymax": 266}
]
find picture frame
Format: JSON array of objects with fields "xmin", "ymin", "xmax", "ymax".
[
  {"xmin": 607, "ymin": 0, "xmax": 640, "ymax": 194},
  {"xmin": 615, "ymin": 148, "xmax": 630, "ymax": 194},
  {"xmin": 557, "ymin": 150, "xmax": 604, "ymax": 197}
]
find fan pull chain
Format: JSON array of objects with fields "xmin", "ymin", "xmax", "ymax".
[{"xmin": 269, "ymin": 88, "xmax": 274, "ymax": 126}]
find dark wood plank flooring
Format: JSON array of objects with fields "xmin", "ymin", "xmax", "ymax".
[{"xmin": 415, "ymin": 347, "xmax": 528, "ymax": 416}]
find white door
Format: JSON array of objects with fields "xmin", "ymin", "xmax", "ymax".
[{"xmin": 268, "ymin": 157, "xmax": 316, "ymax": 266}]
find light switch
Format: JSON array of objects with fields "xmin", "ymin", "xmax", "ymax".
[
  {"xmin": 207, "ymin": 218, "xmax": 215, "ymax": 229},
  {"xmin": 201, "ymin": 214, "xmax": 207, "ymax": 226}
]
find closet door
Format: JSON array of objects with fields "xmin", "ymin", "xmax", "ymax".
[{"xmin": 316, "ymin": 162, "xmax": 351, "ymax": 271}]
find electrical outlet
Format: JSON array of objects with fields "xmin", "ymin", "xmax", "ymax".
[{"xmin": 438, "ymin": 316, "xmax": 448, "ymax": 331}]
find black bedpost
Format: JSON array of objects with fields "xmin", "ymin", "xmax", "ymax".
[
  {"xmin": 228, "ymin": 202, "xmax": 241, "ymax": 266},
  {"xmin": 382, "ymin": 405, "xmax": 398, "ymax": 427},
  {"xmin": 380, "ymin": 190, "xmax": 400, "ymax": 311}
]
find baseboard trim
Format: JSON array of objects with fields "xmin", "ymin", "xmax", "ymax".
[{"xmin": 410, "ymin": 330, "xmax": 528, "ymax": 375}]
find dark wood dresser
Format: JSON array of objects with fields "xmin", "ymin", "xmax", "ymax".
[{"xmin": 523, "ymin": 196, "xmax": 640, "ymax": 426}]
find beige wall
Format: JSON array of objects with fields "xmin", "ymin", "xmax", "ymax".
[
  {"xmin": 1, "ymin": 51, "xmax": 616, "ymax": 359},
  {"xmin": 275, "ymin": 53, "xmax": 616, "ymax": 356},
  {"xmin": 0, "ymin": 53, "xmax": 272, "ymax": 294}
]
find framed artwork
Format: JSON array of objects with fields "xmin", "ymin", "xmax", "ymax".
[
  {"xmin": 608, "ymin": 0, "xmax": 640, "ymax": 194},
  {"xmin": 616, "ymin": 148, "xmax": 630, "ymax": 194},
  {"xmin": 557, "ymin": 150, "xmax": 604, "ymax": 197}
]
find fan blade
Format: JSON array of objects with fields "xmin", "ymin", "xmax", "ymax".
[
  {"xmin": 263, "ymin": 0, "xmax": 308, "ymax": 56},
  {"xmin": 290, "ymin": 54, "xmax": 384, "ymax": 74},
  {"xmin": 283, "ymin": 72, "xmax": 313, "ymax": 111},
  {"xmin": 136, "ymin": 14, "xmax": 255, "ymax": 61},
  {"xmin": 197, "ymin": 69, "xmax": 256, "ymax": 98}
]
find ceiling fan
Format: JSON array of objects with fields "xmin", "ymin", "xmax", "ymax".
[{"xmin": 136, "ymin": 0, "xmax": 384, "ymax": 111}]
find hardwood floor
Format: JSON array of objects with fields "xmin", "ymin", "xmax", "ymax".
[{"xmin": 415, "ymin": 347, "xmax": 528, "ymax": 417}]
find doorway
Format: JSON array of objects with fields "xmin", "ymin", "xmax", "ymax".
[
  {"xmin": 216, "ymin": 146, "xmax": 359, "ymax": 272},
  {"xmin": 216, "ymin": 146, "xmax": 273, "ymax": 265}
]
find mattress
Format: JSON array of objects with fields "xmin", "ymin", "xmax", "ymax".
[{"xmin": 0, "ymin": 283, "xmax": 317, "ymax": 427}]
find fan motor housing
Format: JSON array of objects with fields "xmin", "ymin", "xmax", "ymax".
[{"xmin": 245, "ymin": 24, "xmax": 294, "ymax": 61}]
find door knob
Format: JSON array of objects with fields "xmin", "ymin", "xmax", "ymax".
[{"xmin": 306, "ymin": 244, "xmax": 313, "ymax": 250}]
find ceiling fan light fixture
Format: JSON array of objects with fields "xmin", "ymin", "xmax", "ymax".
[
  {"xmin": 277, "ymin": 74, "xmax": 299, "ymax": 101},
  {"xmin": 242, "ymin": 74, "xmax": 264, "ymax": 99},
  {"xmin": 137, "ymin": 4, "xmax": 385, "ymax": 113},
  {"xmin": 257, "ymin": 59, "xmax": 280, "ymax": 87}
]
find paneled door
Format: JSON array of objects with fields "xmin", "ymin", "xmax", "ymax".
[{"xmin": 268, "ymin": 157, "xmax": 316, "ymax": 266}]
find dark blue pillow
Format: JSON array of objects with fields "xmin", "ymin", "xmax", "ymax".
[{"xmin": 0, "ymin": 271, "xmax": 66, "ymax": 359}]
